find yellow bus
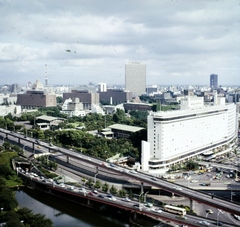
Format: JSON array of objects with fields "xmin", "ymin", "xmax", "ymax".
[{"xmin": 164, "ymin": 205, "xmax": 186, "ymax": 216}]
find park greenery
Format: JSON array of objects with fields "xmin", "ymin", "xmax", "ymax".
[
  {"xmin": 0, "ymin": 108, "xmax": 149, "ymax": 160},
  {"xmin": 0, "ymin": 152, "xmax": 53, "ymax": 227}
]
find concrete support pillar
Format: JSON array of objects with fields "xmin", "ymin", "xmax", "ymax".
[
  {"xmin": 189, "ymin": 198, "xmax": 193, "ymax": 211},
  {"xmin": 67, "ymin": 156, "xmax": 69, "ymax": 163},
  {"xmin": 171, "ymin": 193, "xmax": 175, "ymax": 198},
  {"xmin": 18, "ymin": 138, "xmax": 20, "ymax": 144},
  {"xmin": 133, "ymin": 212, "xmax": 137, "ymax": 220},
  {"xmin": 141, "ymin": 182, "xmax": 144, "ymax": 194},
  {"xmin": 87, "ymin": 199, "xmax": 90, "ymax": 206}
]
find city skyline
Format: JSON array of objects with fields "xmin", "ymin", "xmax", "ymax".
[{"xmin": 1, "ymin": 0, "xmax": 239, "ymax": 86}]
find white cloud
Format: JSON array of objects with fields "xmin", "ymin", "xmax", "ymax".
[{"xmin": 0, "ymin": 0, "xmax": 239, "ymax": 86}]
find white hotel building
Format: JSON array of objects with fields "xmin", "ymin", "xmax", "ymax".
[{"xmin": 142, "ymin": 96, "xmax": 238, "ymax": 173}]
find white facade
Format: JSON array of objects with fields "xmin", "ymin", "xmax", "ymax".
[
  {"xmin": 98, "ymin": 83, "xmax": 107, "ymax": 92},
  {"xmin": 141, "ymin": 141, "xmax": 150, "ymax": 171},
  {"xmin": 180, "ymin": 96, "xmax": 204, "ymax": 110},
  {"xmin": 146, "ymin": 96, "xmax": 238, "ymax": 171},
  {"xmin": 125, "ymin": 62, "xmax": 146, "ymax": 97}
]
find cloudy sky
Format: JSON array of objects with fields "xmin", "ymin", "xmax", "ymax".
[{"xmin": 1, "ymin": 0, "xmax": 239, "ymax": 86}]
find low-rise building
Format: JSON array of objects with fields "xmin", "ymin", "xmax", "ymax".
[
  {"xmin": 16, "ymin": 80, "xmax": 56, "ymax": 109},
  {"xmin": 63, "ymin": 90, "xmax": 99, "ymax": 110},
  {"xmin": 99, "ymin": 89, "xmax": 133, "ymax": 105},
  {"xmin": 101, "ymin": 123, "xmax": 144, "ymax": 139}
]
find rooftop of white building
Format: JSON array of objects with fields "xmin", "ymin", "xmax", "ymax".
[{"xmin": 150, "ymin": 102, "xmax": 234, "ymax": 119}]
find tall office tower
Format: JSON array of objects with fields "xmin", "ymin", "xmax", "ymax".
[
  {"xmin": 45, "ymin": 64, "xmax": 48, "ymax": 86},
  {"xmin": 98, "ymin": 83, "xmax": 107, "ymax": 92},
  {"xmin": 125, "ymin": 62, "xmax": 146, "ymax": 97},
  {"xmin": 210, "ymin": 74, "xmax": 218, "ymax": 89}
]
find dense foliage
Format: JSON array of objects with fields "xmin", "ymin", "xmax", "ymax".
[{"xmin": 0, "ymin": 163, "xmax": 53, "ymax": 227}]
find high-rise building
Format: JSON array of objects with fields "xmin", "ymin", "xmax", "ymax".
[
  {"xmin": 144, "ymin": 96, "xmax": 237, "ymax": 173},
  {"xmin": 210, "ymin": 74, "xmax": 218, "ymax": 89},
  {"xmin": 125, "ymin": 62, "xmax": 146, "ymax": 97},
  {"xmin": 98, "ymin": 83, "xmax": 107, "ymax": 92}
]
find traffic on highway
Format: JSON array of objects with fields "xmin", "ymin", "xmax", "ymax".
[
  {"xmin": 16, "ymin": 167, "xmax": 239, "ymax": 227},
  {"xmin": 1, "ymin": 129, "xmax": 240, "ymax": 226}
]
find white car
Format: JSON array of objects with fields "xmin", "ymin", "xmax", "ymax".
[
  {"xmin": 174, "ymin": 187, "xmax": 182, "ymax": 190},
  {"xmin": 198, "ymin": 220, "xmax": 210, "ymax": 226},
  {"xmin": 191, "ymin": 180, "xmax": 198, "ymax": 183},
  {"xmin": 109, "ymin": 197, "xmax": 116, "ymax": 201},
  {"xmin": 152, "ymin": 208, "xmax": 162, "ymax": 213},
  {"xmin": 122, "ymin": 197, "xmax": 131, "ymax": 202}
]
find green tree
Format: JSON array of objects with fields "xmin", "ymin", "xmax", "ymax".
[
  {"xmin": 0, "ymin": 182, "xmax": 18, "ymax": 210},
  {"xmin": 118, "ymin": 189, "xmax": 127, "ymax": 197},
  {"xmin": 128, "ymin": 190, "xmax": 133, "ymax": 199},
  {"xmin": 109, "ymin": 185, "xmax": 118, "ymax": 195},
  {"xmin": 185, "ymin": 160, "xmax": 199, "ymax": 171},
  {"xmin": 0, "ymin": 165, "xmax": 15, "ymax": 179},
  {"xmin": 102, "ymin": 182, "xmax": 109, "ymax": 193},
  {"xmin": 86, "ymin": 178, "xmax": 93, "ymax": 188},
  {"xmin": 112, "ymin": 109, "xmax": 126, "ymax": 123},
  {"xmin": 56, "ymin": 96, "xmax": 63, "ymax": 104},
  {"xmin": 94, "ymin": 180, "xmax": 102, "ymax": 189},
  {"xmin": 17, "ymin": 207, "xmax": 53, "ymax": 227}
]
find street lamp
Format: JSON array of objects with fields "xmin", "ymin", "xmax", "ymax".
[
  {"xmin": 144, "ymin": 191, "xmax": 149, "ymax": 203},
  {"xmin": 22, "ymin": 145, "xmax": 26, "ymax": 155},
  {"xmin": 139, "ymin": 192, "xmax": 144, "ymax": 204},
  {"xmin": 231, "ymin": 190, "xmax": 236, "ymax": 202},
  {"xmin": 186, "ymin": 176, "xmax": 191, "ymax": 187},
  {"xmin": 217, "ymin": 209, "xmax": 224, "ymax": 226},
  {"xmin": 94, "ymin": 173, "xmax": 99, "ymax": 184}
]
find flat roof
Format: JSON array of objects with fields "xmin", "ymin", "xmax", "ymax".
[
  {"xmin": 101, "ymin": 131, "xmax": 114, "ymax": 135},
  {"xmin": 108, "ymin": 124, "xmax": 144, "ymax": 133},
  {"xmin": 36, "ymin": 115, "xmax": 62, "ymax": 122}
]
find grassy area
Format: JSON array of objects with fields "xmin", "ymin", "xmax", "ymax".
[
  {"xmin": 5, "ymin": 178, "xmax": 23, "ymax": 188},
  {"xmin": 0, "ymin": 152, "xmax": 18, "ymax": 166},
  {"xmin": 0, "ymin": 152, "xmax": 24, "ymax": 188}
]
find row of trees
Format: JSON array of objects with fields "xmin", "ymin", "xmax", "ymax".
[
  {"xmin": 0, "ymin": 164, "xmax": 53, "ymax": 227},
  {"xmin": 1, "ymin": 107, "xmax": 148, "ymax": 160}
]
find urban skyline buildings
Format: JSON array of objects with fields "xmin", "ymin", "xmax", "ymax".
[
  {"xmin": 210, "ymin": 74, "xmax": 218, "ymax": 89},
  {"xmin": 125, "ymin": 62, "xmax": 146, "ymax": 97}
]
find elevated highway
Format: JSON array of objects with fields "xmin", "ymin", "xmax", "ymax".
[
  {"xmin": 1, "ymin": 129, "xmax": 240, "ymax": 217},
  {"xmin": 16, "ymin": 169, "xmax": 239, "ymax": 227}
]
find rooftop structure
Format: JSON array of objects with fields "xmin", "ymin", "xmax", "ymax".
[{"xmin": 101, "ymin": 123, "xmax": 145, "ymax": 139}]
